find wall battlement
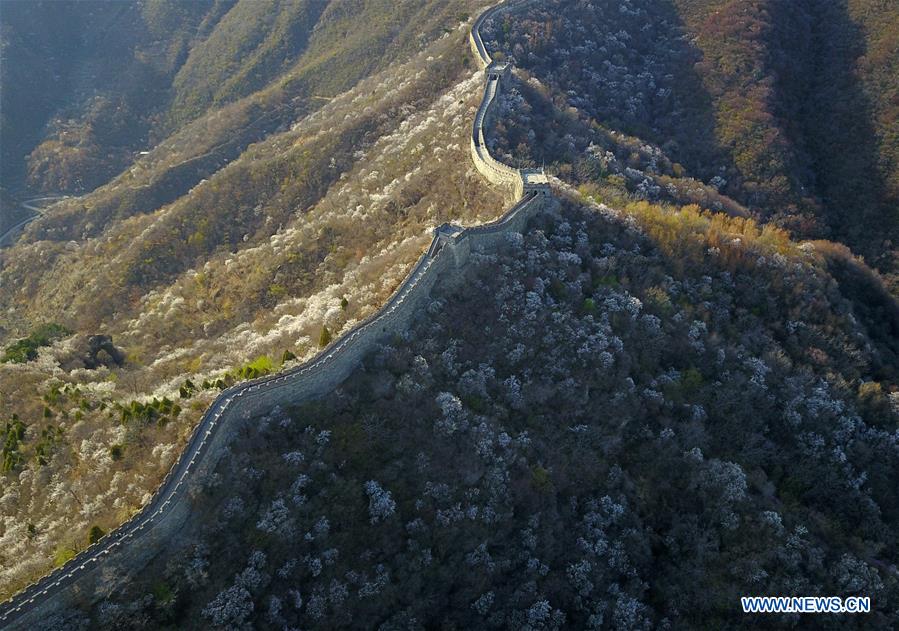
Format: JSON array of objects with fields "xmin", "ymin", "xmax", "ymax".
[
  {"xmin": 0, "ymin": 2, "xmax": 555, "ymax": 627},
  {"xmin": 468, "ymin": 1, "xmax": 549, "ymax": 202}
]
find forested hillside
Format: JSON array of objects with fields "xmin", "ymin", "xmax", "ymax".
[
  {"xmin": 484, "ymin": 0, "xmax": 899, "ymax": 283},
  {"xmin": 61, "ymin": 194, "xmax": 899, "ymax": 629},
  {"xmin": 2, "ymin": 0, "xmax": 898, "ymax": 625},
  {"xmin": 0, "ymin": 0, "xmax": 502, "ymax": 599},
  {"xmin": 0, "ymin": 0, "xmax": 226, "ymax": 192},
  {"xmin": 0, "ymin": 0, "xmax": 473, "ymax": 194}
]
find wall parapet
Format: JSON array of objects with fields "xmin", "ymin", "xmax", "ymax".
[
  {"xmin": 0, "ymin": 2, "xmax": 556, "ymax": 627},
  {"xmin": 468, "ymin": 1, "xmax": 551, "ymax": 201}
]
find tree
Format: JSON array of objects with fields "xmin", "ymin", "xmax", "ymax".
[
  {"xmin": 54, "ymin": 545, "xmax": 77, "ymax": 567},
  {"xmin": 202, "ymin": 584, "xmax": 254, "ymax": 627},
  {"xmin": 364, "ymin": 480, "xmax": 396, "ymax": 524},
  {"xmin": 2, "ymin": 415, "xmax": 26, "ymax": 472},
  {"xmin": 89, "ymin": 525, "xmax": 106, "ymax": 544},
  {"xmin": 319, "ymin": 326, "xmax": 332, "ymax": 347}
]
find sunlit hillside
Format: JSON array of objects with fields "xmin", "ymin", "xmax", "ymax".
[
  {"xmin": 1, "ymin": 0, "xmax": 897, "ymax": 626},
  {"xmin": 0, "ymin": 0, "xmax": 503, "ymax": 598},
  {"xmin": 485, "ymin": 0, "xmax": 899, "ymax": 284}
]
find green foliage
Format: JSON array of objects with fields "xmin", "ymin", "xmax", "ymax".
[
  {"xmin": 1, "ymin": 323, "xmax": 71, "ymax": 363},
  {"xmin": 593, "ymin": 274, "xmax": 619, "ymax": 289},
  {"xmin": 461, "ymin": 394, "xmax": 488, "ymax": 415},
  {"xmin": 34, "ymin": 425, "xmax": 63, "ymax": 466},
  {"xmin": 179, "ymin": 379, "xmax": 197, "ymax": 399},
  {"xmin": 196, "ymin": 355, "xmax": 278, "ymax": 393},
  {"xmin": 116, "ymin": 397, "xmax": 181, "ymax": 428},
  {"xmin": 88, "ymin": 525, "xmax": 106, "ymax": 544},
  {"xmin": 281, "ymin": 349, "xmax": 297, "ymax": 364},
  {"xmin": 2, "ymin": 415, "xmax": 26, "ymax": 473},
  {"xmin": 681, "ymin": 367, "xmax": 703, "ymax": 393},
  {"xmin": 548, "ymin": 278, "xmax": 567, "ymax": 301},
  {"xmin": 318, "ymin": 326, "xmax": 332, "ymax": 348},
  {"xmin": 531, "ymin": 466, "xmax": 552, "ymax": 494},
  {"xmin": 237, "ymin": 355, "xmax": 274, "ymax": 380},
  {"xmin": 152, "ymin": 581, "xmax": 176, "ymax": 606},
  {"xmin": 645, "ymin": 286, "xmax": 673, "ymax": 315},
  {"xmin": 202, "ymin": 378, "xmax": 229, "ymax": 391},
  {"xmin": 110, "ymin": 444, "xmax": 124, "ymax": 461},
  {"xmin": 267, "ymin": 283, "xmax": 287, "ymax": 300},
  {"xmin": 52, "ymin": 545, "xmax": 76, "ymax": 568}
]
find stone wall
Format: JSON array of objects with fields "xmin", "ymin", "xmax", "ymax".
[
  {"xmin": 0, "ymin": 1, "xmax": 556, "ymax": 627},
  {"xmin": 470, "ymin": 74, "xmax": 520, "ymax": 198},
  {"xmin": 469, "ymin": 1, "xmax": 549, "ymax": 202},
  {"xmin": 0, "ymin": 189, "xmax": 556, "ymax": 631}
]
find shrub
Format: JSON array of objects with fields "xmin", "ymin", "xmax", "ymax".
[
  {"xmin": 53, "ymin": 545, "xmax": 76, "ymax": 567},
  {"xmin": 88, "ymin": 525, "xmax": 106, "ymax": 544},
  {"xmin": 34, "ymin": 425, "xmax": 63, "ymax": 466},
  {"xmin": 531, "ymin": 466, "xmax": 552, "ymax": 494},
  {"xmin": 1, "ymin": 323, "xmax": 71, "ymax": 363},
  {"xmin": 681, "ymin": 368, "xmax": 704, "ymax": 395},
  {"xmin": 235, "ymin": 355, "xmax": 274, "ymax": 380},
  {"xmin": 2, "ymin": 416, "xmax": 26, "ymax": 473},
  {"xmin": 319, "ymin": 326, "xmax": 332, "ymax": 348}
]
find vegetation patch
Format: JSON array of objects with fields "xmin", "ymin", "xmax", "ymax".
[{"xmin": 1, "ymin": 324, "xmax": 70, "ymax": 364}]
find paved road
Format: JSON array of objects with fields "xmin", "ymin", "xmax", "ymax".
[
  {"xmin": 0, "ymin": 2, "xmax": 539, "ymax": 626},
  {"xmin": 0, "ymin": 196, "xmax": 69, "ymax": 247}
]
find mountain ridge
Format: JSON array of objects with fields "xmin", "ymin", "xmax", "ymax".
[{"xmin": 1, "ymin": 1, "xmax": 897, "ymax": 627}]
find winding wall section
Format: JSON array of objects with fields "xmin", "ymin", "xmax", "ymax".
[{"xmin": 0, "ymin": 2, "xmax": 552, "ymax": 627}]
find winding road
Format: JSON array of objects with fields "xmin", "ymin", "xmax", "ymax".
[
  {"xmin": 0, "ymin": 196, "xmax": 68, "ymax": 248},
  {"xmin": 0, "ymin": 2, "xmax": 547, "ymax": 626}
]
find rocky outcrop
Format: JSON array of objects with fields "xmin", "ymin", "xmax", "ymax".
[
  {"xmin": 55, "ymin": 334, "xmax": 125, "ymax": 371},
  {"xmin": 84, "ymin": 335, "xmax": 125, "ymax": 369}
]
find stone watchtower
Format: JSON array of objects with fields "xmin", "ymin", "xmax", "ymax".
[
  {"xmin": 521, "ymin": 168, "xmax": 552, "ymax": 197},
  {"xmin": 487, "ymin": 61, "xmax": 512, "ymax": 87}
]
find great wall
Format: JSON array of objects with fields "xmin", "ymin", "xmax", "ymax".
[{"xmin": 0, "ymin": 2, "xmax": 554, "ymax": 626}]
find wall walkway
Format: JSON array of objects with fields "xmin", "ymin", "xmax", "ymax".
[{"xmin": 0, "ymin": 2, "xmax": 554, "ymax": 627}]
